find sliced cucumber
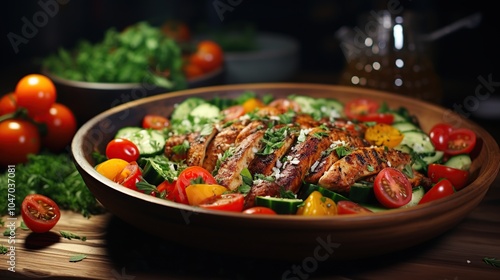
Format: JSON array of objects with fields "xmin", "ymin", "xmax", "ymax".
[
  {"xmin": 392, "ymin": 121, "xmax": 420, "ymax": 133},
  {"xmin": 390, "ymin": 112, "xmax": 408, "ymax": 123},
  {"xmin": 444, "ymin": 154, "xmax": 472, "ymax": 170},
  {"xmin": 171, "ymin": 97, "xmax": 206, "ymax": 121},
  {"xmin": 254, "ymin": 196, "xmax": 303, "ymax": 214},
  {"xmin": 412, "ymin": 151, "xmax": 444, "ymax": 170},
  {"xmin": 359, "ymin": 203, "xmax": 388, "ymax": 213},
  {"xmin": 140, "ymin": 156, "xmax": 178, "ymax": 185},
  {"xmin": 116, "ymin": 128, "xmax": 166, "ymax": 157},
  {"xmin": 299, "ymin": 184, "xmax": 350, "ymax": 203},
  {"xmin": 289, "ymin": 95, "xmax": 316, "ymax": 114},
  {"xmin": 349, "ymin": 181, "xmax": 376, "ymax": 203},
  {"xmin": 396, "ymin": 130, "xmax": 435, "ymax": 154},
  {"xmin": 400, "ymin": 186, "xmax": 425, "ymax": 208},
  {"xmin": 190, "ymin": 103, "xmax": 221, "ymax": 120}
]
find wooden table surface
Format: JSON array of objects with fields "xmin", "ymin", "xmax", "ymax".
[{"xmin": 1, "ymin": 172, "xmax": 499, "ymax": 280}]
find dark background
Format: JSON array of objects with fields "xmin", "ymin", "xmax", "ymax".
[{"xmin": 1, "ymin": 0, "xmax": 499, "ymax": 130}]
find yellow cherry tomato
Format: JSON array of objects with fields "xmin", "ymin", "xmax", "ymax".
[
  {"xmin": 95, "ymin": 158, "xmax": 129, "ymax": 180},
  {"xmin": 364, "ymin": 123, "xmax": 404, "ymax": 148},
  {"xmin": 185, "ymin": 184, "xmax": 229, "ymax": 206},
  {"xmin": 242, "ymin": 98, "xmax": 265, "ymax": 113},
  {"xmin": 296, "ymin": 191, "xmax": 337, "ymax": 216}
]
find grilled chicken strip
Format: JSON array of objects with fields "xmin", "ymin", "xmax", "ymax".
[
  {"xmin": 318, "ymin": 147, "xmax": 411, "ymax": 193},
  {"xmin": 186, "ymin": 125, "xmax": 218, "ymax": 167},
  {"xmin": 203, "ymin": 122, "xmax": 246, "ymax": 173},
  {"xmin": 235, "ymin": 120, "xmax": 265, "ymax": 144},
  {"xmin": 215, "ymin": 129, "xmax": 266, "ymax": 191},
  {"xmin": 245, "ymin": 127, "xmax": 333, "ymax": 207},
  {"xmin": 248, "ymin": 125, "xmax": 297, "ymax": 176},
  {"xmin": 305, "ymin": 128, "xmax": 370, "ymax": 184},
  {"xmin": 164, "ymin": 134, "xmax": 188, "ymax": 162}
]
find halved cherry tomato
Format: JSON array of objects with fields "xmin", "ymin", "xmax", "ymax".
[
  {"xmin": 113, "ymin": 161, "xmax": 142, "ymax": 191},
  {"xmin": 21, "ymin": 194, "xmax": 61, "ymax": 233},
  {"xmin": 199, "ymin": 193, "xmax": 245, "ymax": 212},
  {"xmin": 418, "ymin": 178, "xmax": 455, "ymax": 205},
  {"xmin": 142, "ymin": 114, "xmax": 170, "ymax": 130},
  {"xmin": 344, "ymin": 98, "xmax": 394, "ymax": 124},
  {"xmin": 445, "ymin": 128, "xmax": 476, "ymax": 156},
  {"xmin": 221, "ymin": 105, "xmax": 245, "ymax": 121},
  {"xmin": 15, "ymin": 74, "xmax": 57, "ymax": 117},
  {"xmin": 242, "ymin": 206, "xmax": 277, "ymax": 215},
  {"xmin": 190, "ymin": 40, "xmax": 223, "ymax": 73},
  {"xmin": 429, "ymin": 123, "xmax": 453, "ymax": 151},
  {"xmin": 0, "ymin": 93, "xmax": 17, "ymax": 115},
  {"xmin": 34, "ymin": 103, "xmax": 77, "ymax": 152},
  {"xmin": 153, "ymin": 179, "xmax": 177, "ymax": 199},
  {"xmin": 373, "ymin": 167, "xmax": 412, "ymax": 208},
  {"xmin": 336, "ymin": 200, "xmax": 373, "ymax": 215},
  {"xmin": 427, "ymin": 163, "xmax": 469, "ymax": 191},
  {"xmin": 364, "ymin": 123, "xmax": 404, "ymax": 148},
  {"xmin": 174, "ymin": 166, "xmax": 218, "ymax": 204},
  {"xmin": 0, "ymin": 119, "xmax": 41, "ymax": 166},
  {"xmin": 185, "ymin": 184, "xmax": 229, "ymax": 206},
  {"xmin": 106, "ymin": 138, "xmax": 140, "ymax": 162},
  {"xmin": 296, "ymin": 191, "xmax": 337, "ymax": 216}
]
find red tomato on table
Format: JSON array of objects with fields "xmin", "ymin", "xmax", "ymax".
[
  {"xmin": 15, "ymin": 74, "xmax": 57, "ymax": 117},
  {"xmin": 21, "ymin": 194, "xmax": 61, "ymax": 233},
  {"xmin": 34, "ymin": 103, "xmax": 77, "ymax": 152},
  {"xmin": 0, "ymin": 119, "xmax": 41, "ymax": 166}
]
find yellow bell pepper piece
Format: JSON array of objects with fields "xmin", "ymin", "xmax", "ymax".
[
  {"xmin": 185, "ymin": 184, "xmax": 229, "ymax": 206},
  {"xmin": 364, "ymin": 123, "xmax": 404, "ymax": 148},
  {"xmin": 296, "ymin": 191, "xmax": 337, "ymax": 216},
  {"xmin": 95, "ymin": 158, "xmax": 129, "ymax": 180}
]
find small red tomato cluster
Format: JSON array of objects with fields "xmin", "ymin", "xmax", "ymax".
[
  {"xmin": 182, "ymin": 40, "xmax": 224, "ymax": 79},
  {"xmin": 0, "ymin": 74, "xmax": 77, "ymax": 167}
]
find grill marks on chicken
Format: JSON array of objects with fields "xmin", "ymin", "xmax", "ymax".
[
  {"xmin": 203, "ymin": 122, "xmax": 246, "ymax": 173},
  {"xmin": 186, "ymin": 125, "xmax": 218, "ymax": 167},
  {"xmin": 318, "ymin": 147, "xmax": 411, "ymax": 193}
]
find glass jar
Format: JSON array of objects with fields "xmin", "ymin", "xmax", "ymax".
[{"xmin": 337, "ymin": 10, "xmax": 442, "ymax": 104}]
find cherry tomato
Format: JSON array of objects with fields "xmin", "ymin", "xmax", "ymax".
[
  {"xmin": 182, "ymin": 62, "xmax": 205, "ymax": 79},
  {"xmin": 336, "ymin": 200, "xmax": 373, "ymax": 215},
  {"xmin": 0, "ymin": 119, "xmax": 41, "ymax": 167},
  {"xmin": 445, "ymin": 128, "xmax": 476, "ymax": 156},
  {"xmin": 418, "ymin": 179, "xmax": 455, "ymax": 205},
  {"xmin": 161, "ymin": 20, "xmax": 191, "ymax": 42},
  {"xmin": 429, "ymin": 123, "xmax": 453, "ymax": 151},
  {"xmin": 344, "ymin": 98, "xmax": 393, "ymax": 124},
  {"xmin": 0, "ymin": 93, "xmax": 17, "ymax": 115},
  {"xmin": 34, "ymin": 103, "xmax": 77, "ymax": 152},
  {"xmin": 190, "ymin": 40, "xmax": 223, "ymax": 73},
  {"xmin": 15, "ymin": 74, "xmax": 57, "ymax": 117},
  {"xmin": 174, "ymin": 166, "xmax": 218, "ymax": 204},
  {"xmin": 199, "ymin": 193, "xmax": 245, "ymax": 212},
  {"xmin": 427, "ymin": 163, "xmax": 469, "ymax": 191},
  {"xmin": 221, "ymin": 105, "xmax": 245, "ymax": 121},
  {"xmin": 106, "ymin": 138, "xmax": 140, "ymax": 162},
  {"xmin": 373, "ymin": 167, "xmax": 412, "ymax": 208},
  {"xmin": 242, "ymin": 206, "xmax": 277, "ymax": 215},
  {"xmin": 153, "ymin": 179, "xmax": 177, "ymax": 199},
  {"xmin": 142, "ymin": 114, "xmax": 170, "ymax": 130},
  {"xmin": 21, "ymin": 194, "xmax": 61, "ymax": 233},
  {"xmin": 113, "ymin": 161, "xmax": 142, "ymax": 191}
]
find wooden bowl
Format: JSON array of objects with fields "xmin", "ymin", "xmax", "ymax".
[
  {"xmin": 71, "ymin": 83, "xmax": 500, "ymax": 261},
  {"xmin": 46, "ymin": 67, "xmax": 225, "ymax": 126}
]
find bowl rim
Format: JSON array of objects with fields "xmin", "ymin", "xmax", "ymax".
[{"xmin": 72, "ymin": 82, "xmax": 500, "ymax": 225}]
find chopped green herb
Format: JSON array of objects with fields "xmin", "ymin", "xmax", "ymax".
[
  {"xmin": 0, "ymin": 245, "xmax": 7, "ymax": 254},
  {"xmin": 20, "ymin": 221, "xmax": 29, "ymax": 231},
  {"xmin": 335, "ymin": 146, "xmax": 352, "ymax": 157},
  {"xmin": 280, "ymin": 187, "xmax": 296, "ymax": 199},
  {"xmin": 483, "ymin": 257, "xmax": 500, "ymax": 268},
  {"xmin": 69, "ymin": 254, "xmax": 87, "ymax": 262},
  {"xmin": 172, "ymin": 140, "xmax": 190, "ymax": 154},
  {"xmin": 60, "ymin": 231, "xmax": 87, "ymax": 241},
  {"xmin": 367, "ymin": 165, "xmax": 374, "ymax": 172}
]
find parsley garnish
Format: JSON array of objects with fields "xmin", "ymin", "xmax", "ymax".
[
  {"xmin": 367, "ymin": 165, "xmax": 374, "ymax": 172},
  {"xmin": 280, "ymin": 187, "xmax": 296, "ymax": 199},
  {"xmin": 335, "ymin": 146, "xmax": 352, "ymax": 157},
  {"xmin": 0, "ymin": 245, "xmax": 7, "ymax": 254},
  {"xmin": 69, "ymin": 254, "xmax": 87, "ymax": 263},
  {"xmin": 259, "ymin": 126, "xmax": 289, "ymax": 155},
  {"xmin": 172, "ymin": 140, "xmax": 189, "ymax": 154},
  {"xmin": 483, "ymin": 257, "xmax": 500, "ymax": 268},
  {"xmin": 60, "ymin": 230, "xmax": 87, "ymax": 241}
]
